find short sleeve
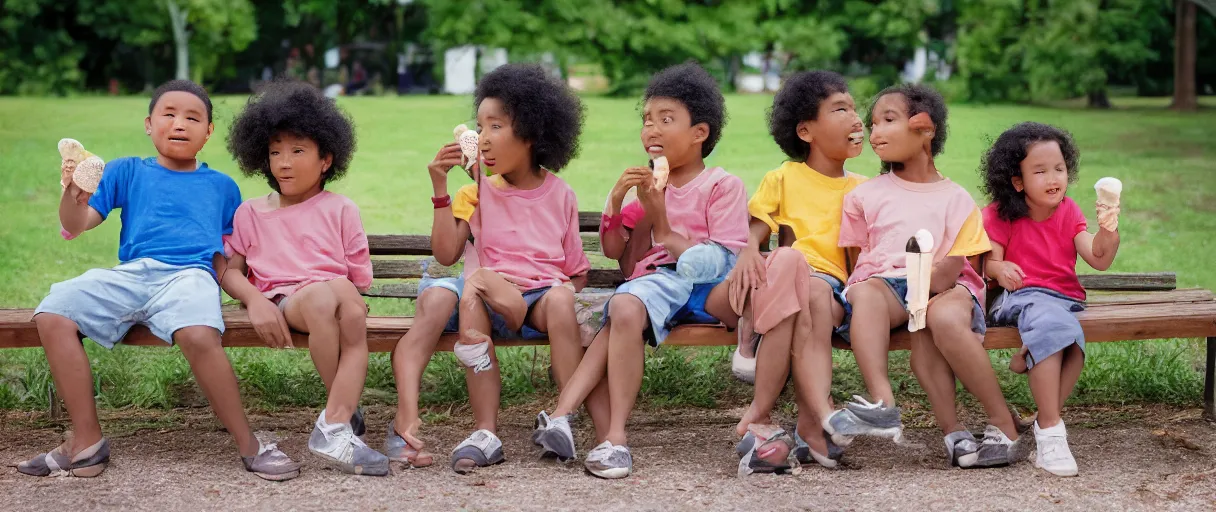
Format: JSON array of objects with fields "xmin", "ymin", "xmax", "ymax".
[
  {"xmin": 560, "ymin": 189, "xmax": 591, "ymax": 278},
  {"xmin": 87, "ymin": 157, "xmax": 133, "ymax": 220},
  {"xmin": 747, "ymin": 170, "xmax": 782, "ymax": 234},
  {"xmin": 981, "ymin": 203, "xmax": 1011, "ymax": 248},
  {"xmin": 706, "ymin": 175, "xmax": 750, "ymax": 253},
  {"xmin": 1066, "ymin": 197, "xmax": 1087, "ymax": 236},
  {"xmin": 452, "ymin": 184, "xmax": 478, "ymax": 222},
  {"xmin": 837, "ymin": 191, "xmax": 868, "ymax": 249},
  {"xmin": 621, "ymin": 200, "xmax": 645, "ymax": 230},
  {"xmin": 947, "ymin": 207, "xmax": 993, "ymax": 257},
  {"xmin": 225, "ymin": 202, "xmax": 253, "ymax": 257},
  {"xmin": 342, "ymin": 202, "xmax": 373, "ymax": 292}
]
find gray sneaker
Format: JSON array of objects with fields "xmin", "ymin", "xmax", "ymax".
[
  {"xmin": 944, "ymin": 430, "xmax": 979, "ymax": 468},
  {"xmin": 584, "ymin": 441, "xmax": 632, "ymax": 479},
  {"xmin": 973, "ymin": 424, "xmax": 1025, "ymax": 468},
  {"xmin": 351, "ymin": 408, "xmax": 366, "ymax": 438},
  {"xmin": 793, "ymin": 429, "xmax": 843, "ymax": 469},
  {"xmin": 243, "ymin": 442, "xmax": 301, "ymax": 481},
  {"xmin": 824, "ymin": 395, "xmax": 903, "ymax": 446},
  {"xmin": 17, "ymin": 437, "xmax": 110, "ymax": 478},
  {"xmin": 534, "ymin": 411, "xmax": 576, "ymax": 461},
  {"xmin": 308, "ymin": 415, "xmax": 390, "ymax": 476},
  {"xmin": 451, "ymin": 429, "xmax": 505, "ymax": 474}
]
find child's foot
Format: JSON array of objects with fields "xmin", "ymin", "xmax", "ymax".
[
  {"xmin": 242, "ymin": 442, "xmax": 301, "ymax": 481},
  {"xmin": 308, "ymin": 412, "xmax": 390, "ymax": 476},
  {"xmin": 1034, "ymin": 421, "xmax": 1078, "ymax": 477},
  {"xmin": 584, "ymin": 441, "xmax": 632, "ymax": 479},
  {"xmin": 17, "ymin": 437, "xmax": 110, "ymax": 478},
  {"xmin": 793, "ymin": 428, "xmax": 843, "ymax": 469},
  {"xmin": 455, "ymin": 330, "xmax": 494, "ymax": 373},
  {"xmin": 1009, "ymin": 346, "xmax": 1030, "ymax": 374},
  {"xmin": 534, "ymin": 411, "xmax": 577, "ymax": 461},
  {"xmin": 736, "ymin": 425, "xmax": 797, "ymax": 476},
  {"xmin": 384, "ymin": 420, "xmax": 435, "ymax": 468},
  {"xmin": 824, "ymin": 396, "xmax": 903, "ymax": 446},
  {"xmin": 944, "ymin": 430, "xmax": 979, "ymax": 468},
  {"xmin": 973, "ymin": 424, "xmax": 1025, "ymax": 468},
  {"xmin": 451, "ymin": 429, "xmax": 505, "ymax": 474}
]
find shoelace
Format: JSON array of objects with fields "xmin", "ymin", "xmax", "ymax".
[
  {"xmin": 848, "ymin": 395, "xmax": 885, "ymax": 410},
  {"xmin": 586, "ymin": 444, "xmax": 614, "ymax": 463}
]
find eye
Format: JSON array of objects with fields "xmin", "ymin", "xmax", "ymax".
[
  {"xmin": 164, "ymin": 113, "xmax": 174, "ymax": 118},
  {"xmin": 187, "ymin": 117, "xmax": 199, "ymax": 122},
  {"xmin": 270, "ymin": 151, "xmax": 279, "ymax": 156},
  {"xmin": 492, "ymin": 124, "xmax": 502, "ymax": 129},
  {"xmin": 294, "ymin": 148, "xmax": 304, "ymax": 154},
  {"xmin": 662, "ymin": 116, "xmax": 673, "ymax": 123}
]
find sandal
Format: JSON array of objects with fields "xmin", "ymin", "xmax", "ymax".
[
  {"xmin": 18, "ymin": 438, "xmax": 110, "ymax": 478},
  {"xmin": 384, "ymin": 420, "xmax": 435, "ymax": 468},
  {"xmin": 736, "ymin": 425, "xmax": 797, "ymax": 476},
  {"xmin": 793, "ymin": 428, "xmax": 843, "ymax": 468}
]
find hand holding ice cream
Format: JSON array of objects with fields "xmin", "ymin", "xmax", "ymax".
[
  {"xmin": 58, "ymin": 138, "xmax": 104, "ymax": 194},
  {"xmin": 1094, "ymin": 177, "xmax": 1122, "ymax": 232}
]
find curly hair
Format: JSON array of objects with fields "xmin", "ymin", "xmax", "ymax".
[
  {"xmin": 979, "ymin": 122, "xmax": 1081, "ymax": 222},
  {"xmin": 474, "ymin": 64, "xmax": 584, "ymax": 172},
  {"xmin": 767, "ymin": 71, "xmax": 850, "ymax": 161},
  {"xmin": 150, "ymin": 79, "xmax": 213, "ymax": 123},
  {"xmin": 866, "ymin": 83, "xmax": 948, "ymax": 173},
  {"xmin": 226, "ymin": 80, "xmax": 356, "ymax": 192},
  {"xmin": 643, "ymin": 62, "xmax": 728, "ymax": 158}
]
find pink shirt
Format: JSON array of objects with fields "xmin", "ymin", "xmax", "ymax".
[
  {"xmin": 226, "ymin": 191, "xmax": 372, "ymax": 299},
  {"xmin": 838, "ymin": 172, "xmax": 992, "ymax": 302},
  {"xmin": 458, "ymin": 172, "xmax": 590, "ymax": 291},
  {"xmin": 607, "ymin": 167, "xmax": 750, "ymax": 280},
  {"xmin": 983, "ymin": 197, "xmax": 1088, "ymax": 300}
]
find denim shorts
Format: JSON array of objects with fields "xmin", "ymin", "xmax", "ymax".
[
  {"xmin": 34, "ymin": 258, "xmax": 225, "ymax": 348},
  {"xmin": 836, "ymin": 276, "xmax": 985, "ymax": 344},
  {"xmin": 418, "ymin": 275, "xmax": 551, "ymax": 340}
]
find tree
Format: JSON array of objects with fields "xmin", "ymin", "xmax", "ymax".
[{"xmin": 1171, "ymin": 0, "xmax": 1215, "ymax": 110}]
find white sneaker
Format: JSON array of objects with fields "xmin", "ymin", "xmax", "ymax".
[
  {"xmin": 1034, "ymin": 421, "xmax": 1078, "ymax": 477},
  {"xmin": 308, "ymin": 410, "xmax": 390, "ymax": 476},
  {"xmin": 451, "ymin": 429, "xmax": 505, "ymax": 474},
  {"xmin": 583, "ymin": 441, "xmax": 632, "ymax": 479}
]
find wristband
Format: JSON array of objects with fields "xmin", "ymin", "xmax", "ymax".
[{"xmin": 432, "ymin": 195, "xmax": 452, "ymax": 209}]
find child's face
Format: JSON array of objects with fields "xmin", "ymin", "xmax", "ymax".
[
  {"xmin": 476, "ymin": 97, "xmax": 532, "ymax": 176},
  {"xmin": 145, "ymin": 91, "xmax": 212, "ymax": 162},
  {"xmin": 868, "ymin": 93, "xmax": 929, "ymax": 165},
  {"xmin": 1013, "ymin": 140, "xmax": 1069, "ymax": 209},
  {"xmin": 641, "ymin": 97, "xmax": 707, "ymax": 169},
  {"xmin": 801, "ymin": 92, "xmax": 864, "ymax": 161},
  {"xmin": 269, "ymin": 132, "xmax": 331, "ymax": 197}
]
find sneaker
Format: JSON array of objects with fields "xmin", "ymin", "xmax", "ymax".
[
  {"xmin": 351, "ymin": 408, "xmax": 366, "ymax": 438},
  {"xmin": 973, "ymin": 424, "xmax": 1024, "ymax": 468},
  {"xmin": 1034, "ymin": 421, "xmax": 1078, "ymax": 477},
  {"xmin": 584, "ymin": 441, "xmax": 632, "ymax": 479},
  {"xmin": 308, "ymin": 412, "xmax": 390, "ymax": 476},
  {"xmin": 451, "ymin": 429, "xmax": 505, "ymax": 474},
  {"xmin": 824, "ymin": 396, "xmax": 903, "ymax": 446},
  {"xmin": 534, "ymin": 411, "xmax": 577, "ymax": 461},
  {"xmin": 793, "ymin": 429, "xmax": 843, "ymax": 468},
  {"xmin": 17, "ymin": 437, "xmax": 110, "ymax": 478},
  {"xmin": 243, "ymin": 441, "xmax": 301, "ymax": 481},
  {"xmin": 944, "ymin": 430, "xmax": 979, "ymax": 468}
]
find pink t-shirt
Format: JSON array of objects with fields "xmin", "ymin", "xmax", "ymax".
[
  {"xmin": 982, "ymin": 197, "xmax": 1088, "ymax": 300},
  {"xmin": 607, "ymin": 167, "xmax": 750, "ymax": 280},
  {"xmin": 838, "ymin": 172, "xmax": 992, "ymax": 302},
  {"xmin": 458, "ymin": 172, "xmax": 590, "ymax": 291},
  {"xmin": 226, "ymin": 191, "xmax": 372, "ymax": 299}
]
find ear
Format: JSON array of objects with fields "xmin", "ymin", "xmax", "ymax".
[
  {"xmin": 908, "ymin": 112, "xmax": 934, "ymax": 152},
  {"xmin": 205, "ymin": 122, "xmax": 214, "ymax": 141},
  {"xmin": 320, "ymin": 152, "xmax": 334, "ymax": 173},
  {"xmin": 690, "ymin": 122, "xmax": 710, "ymax": 146},
  {"xmin": 145, "ymin": 117, "xmax": 152, "ymax": 135},
  {"xmin": 1012, "ymin": 175, "xmax": 1024, "ymax": 193},
  {"xmin": 796, "ymin": 120, "xmax": 813, "ymax": 144}
]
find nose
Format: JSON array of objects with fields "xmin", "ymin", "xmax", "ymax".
[
  {"xmin": 641, "ymin": 121, "xmax": 659, "ymax": 139},
  {"xmin": 273, "ymin": 153, "xmax": 291, "ymax": 169}
]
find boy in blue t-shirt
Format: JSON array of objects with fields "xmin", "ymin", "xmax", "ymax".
[{"xmin": 18, "ymin": 80, "xmax": 301, "ymax": 481}]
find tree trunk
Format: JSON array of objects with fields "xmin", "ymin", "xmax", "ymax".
[
  {"xmin": 1088, "ymin": 89, "xmax": 1112, "ymax": 108},
  {"xmin": 166, "ymin": 0, "xmax": 190, "ymax": 81},
  {"xmin": 1171, "ymin": 0, "xmax": 1198, "ymax": 111}
]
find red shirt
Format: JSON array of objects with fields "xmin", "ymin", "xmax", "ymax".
[{"xmin": 982, "ymin": 197, "xmax": 1088, "ymax": 300}]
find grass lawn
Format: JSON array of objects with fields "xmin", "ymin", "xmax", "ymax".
[{"xmin": 1, "ymin": 93, "xmax": 1214, "ymax": 414}]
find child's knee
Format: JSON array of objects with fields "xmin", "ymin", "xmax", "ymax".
[
  {"xmin": 608, "ymin": 294, "xmax": 647, "ymax": 329},
  {"xmin": 768, "ymin": 247, "xmax": 807, "ymax": 272},
  {"xmin": 807, "ymin": 278, "xmax": 835, "ymax": 308},
  {"xmin": 545, "ymin": 285, "xmax": 577, "ymax": 313},
  {"xmin": 300, "ymin": 287, "xmax": 341, "ymax": 320},
  {"xmin": 173, "ymin": 326, "xmax": 222, "ymax": 352},
  {"xmin": 337, "ymin": 295, "xmax": 368, "ymax": 323},
  {"xmin": 925, "ymin": 292, "xmax": 975, "ymax": 337},
  {"xmin": 34, "ymin": 312, "xmax": 77, "ymax": 337},
  {"xmin": 416, "ymin": 287, "xmax": 458, "ymax": 317}
]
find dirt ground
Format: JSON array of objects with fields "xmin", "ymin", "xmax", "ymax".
[{"xmin": 3, "ymin": 403, "xmax": 1215, "ymax": 511}]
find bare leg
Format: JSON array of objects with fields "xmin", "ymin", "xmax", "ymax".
[
  {"xmin": 604, "ymin": 294, "xmax": 649, "ymax": 446},
  {"xmin": 910, "ymin": 330, "xmax": 963, "ymax": 434},
  {"xmin": 34, "ymin": 313, "xmax": 102, "ymax": 456},
  {"xmin": 1027, "ymin": 351, "xmax": 1064, "ymax": 428},
  {"xmin": 531, "ymin": 286, "xmax": 611, "ymax": 432},
  {"xmin": 792, "ymin": 278, "xmax": 846, "ymax": 454},
  {"xmin": 843, "ymin": 279, "xmax": 907, "ymax": 405},
  {"xmin": 174, "ymin": 326, "xmax": 260, "ymax": 457},
  {"xmin": 737, "ymin": 313, "xmax": 794, "ymax": 436},
  {"xmin": 390, "ymin": 287, "xmax": 457, "ymax": 466},
  {"xmin": 283, "ymin": 279, "xmax": 367, "ymax": 424},
  {"xmin": 1058, "ymin": 344, "xmax": 1085, "ymax": 408}
]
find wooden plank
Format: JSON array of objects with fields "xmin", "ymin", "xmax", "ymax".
[
  {"xmin": 367, "ymin": 235, "xmax": 434, "ymax": 256},
  {"xmin": 579, "ymin": 211, "xmax": 601, "ymax": 233},
  {"xmin": 1078, "ymin": 272, "xmax": 1176, "ymax": 291},
  {"xmin": 371, "ymin": 259, "xmax": 461, "ymax": 280},
  {"xmin": 1086, "ymin": 288, "xmax": 1212, "ymax": 306},
  {"xmin": 364, "ymin": 282, "xmax": 420, "ymax": 299}
]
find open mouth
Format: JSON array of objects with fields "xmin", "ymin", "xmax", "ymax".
[
  {"xmin": 480, "ymin": 152, "xmax": 496, "ymax": 167},
  {"xmin": 848, "ymin": 131, "xmax": 865, "ymax": 146},
  {"xmin": 168, "ymin": 136, "xmax": 189, "ymax": 143},
  {"xmin": 1046, "ymin": 187, "xmax": 1062, "ymax": 195},
  {"xmin": 646, "ymin": 144, "xmax": 664, "ymax": 155}
]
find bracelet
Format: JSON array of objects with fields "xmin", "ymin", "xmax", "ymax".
[{"xmin": 432, "ymin": 195, "xmax": 452, "ymax": 209}]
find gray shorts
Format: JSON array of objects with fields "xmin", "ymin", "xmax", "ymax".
[
  {"xmin": 34, "ymin": 258, "xmax": 224, "ymax": 348},
  {"xmin": 989, "ymin": 287, "xmax": 1086, "ymax": 369}
]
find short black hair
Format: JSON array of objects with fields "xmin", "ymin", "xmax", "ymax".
[
  {"xmin": 149, "ymin": 80, "xmax": 213, "ymax": 123},
  {"xmin": 474, "ymin": 63, "xmax": 584, "ymax": 171},
  {"xmin": 768, "ymin": 71, "xmax": 850, "ymax": 161},
  {"xmin": 226, "ymin": 79, "xmax": 357, "ymax": 192},
  {"xmin": 866, "ymin": 83, "xmax": 948, "ymax": 173},
  {"xmin": 980, "ymin": 122, "xmax": 1081, "ymax": 222},
  {"xmin": 643, "ymin": 62, "xmax": 728, "ymax": 158}
]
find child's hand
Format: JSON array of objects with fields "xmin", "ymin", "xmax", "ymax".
[
  {"xmin": 248, "ymin": 298, "xmax": 293, "ymax": 349},
  {"xmin": 1096, "ymin": 202, "xmax": 1120, "ymax": 232},
  {"xmin": 64, "ymin": 180, "xmax": 91, "ymax": 206},
  {"xmin": 427, "ymin": 143, "xmax": 467, "ymax": 182},
  {"xmin": 61, "ymin": 160, "xmax": 77, "ymax": 190},
  {"xmin": 991, "ymin": 260, "xmax": 1026, "ymax": 291},
  {"xmin": 612, "ymin": 167, "xmax": 651, "ymax": 203},
  {"xmin": 728, "ymin": 247, "xmax": 766, "ymax": 301},
  {"xmin": 636, "ymin": 173, "xmax": 664, "ymax": 216}
]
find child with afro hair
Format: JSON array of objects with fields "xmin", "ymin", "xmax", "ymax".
[{"xmin": 222, "ymin": 79, "xmax": 388, "ymax": 476}]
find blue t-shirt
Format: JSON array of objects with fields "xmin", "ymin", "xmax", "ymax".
[{"xmin": 88, "ymin": 157, "xmax": 241, "ymax": 277}]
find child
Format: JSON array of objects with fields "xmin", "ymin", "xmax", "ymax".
[
  {"xmin": 980, "ymin": 122, "xmax": 1120, "ymax": 477},
  {"xmin": 20, "ymin": 80, "xmax": 300, "ymax": 481},
  {"xmin": 532, "ymin": 62, "xmax": 750, "ymax": 479},
  {"xmin": 729, "ymin": 71, "xmax": 866, "ymax": 473},
  {"xmin": 833, "ymin": 84, "xmax": 1022, "ymax": 468},
  {"xmin": 222, "ymin": 80, "xmax": 388, "ymax": 476},
  {"xmin": 392, "ymin": 63, "xmax": 590, "ymax": 474}
]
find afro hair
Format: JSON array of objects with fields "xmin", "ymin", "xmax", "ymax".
[
  {"xmin": 474, "ymin": 63, "xmax": 584, "ymax": 172},
  {"xmin": 150, "ymin": 79, "xmax": 213, "ymax": 123},
  {"xmin": 866, "ymin": 83, "xmax": 948, "ymax": 173},
  {"xmin": 979, "ymin": 122, "xmax": 1081, "ymax": 222},
  {"xmin": 767, "ymin": 70, "xmax": 850, "ymax": 161},
  {"xmin": 643, "ymin": 62, "xmax": 728, "ymax": 158},
  {"xmin": 226, "ymin": 80, "xmax": 356, "ymax": 192}
]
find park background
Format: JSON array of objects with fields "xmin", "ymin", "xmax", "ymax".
[{"xmin": 1, "ymin": 0, "xmax": 1214, "ymax": 420}]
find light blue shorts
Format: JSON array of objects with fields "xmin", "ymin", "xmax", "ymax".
[
  {"xmin": 34, "ymin": 258, "xmax": 225, "ymax": 348},
  {"xmin": 418, "ymin": 275, "xmax": 551, "ymax": 340}
]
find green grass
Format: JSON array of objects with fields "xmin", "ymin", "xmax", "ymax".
[{"xmin": 1, "ymin": 94, "xmax": 1214, "ymax": 412}]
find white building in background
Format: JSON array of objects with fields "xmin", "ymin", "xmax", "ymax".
[
  {"xmin": 901, "ymin": 47, "xmax": 952, "ymax": 83},
  {"xmin": 444, "ymin": 46, "xmax": 478, "ymax": 94}
]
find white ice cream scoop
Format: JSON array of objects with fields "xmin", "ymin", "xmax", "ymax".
[
  {"xmin": 1094, "ymin": 177, "xmax": 1122, "ymax": 207},
  {"xmin": 649, "ymin": 156, "xmax": 669, "ymax": 191},
  {"xmin": 73, "ymin": 155, "xmax": 105, "ymax": 193}
]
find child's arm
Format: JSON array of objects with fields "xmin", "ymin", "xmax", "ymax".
[
  {"xmin": 983, "ymin": 243, "xmax": 1025, "ymax": 291},
  {"xmin": 59, "ymin": 182, "xmax": 104, "ymax": 237},
  {"xmin": 560, "ymin": 193, "xmax": 591, "ymax": 290},
  {"xmin": 929, "ymin": 256, "xmax": 964, "ymax": 294},
  {"xmin": 602, "ymin": 167, "xmax": 652, "ymax": 260},
  {"xmin": 619, "ymin": 214, "xmax": 654, "ymax": 278},
  {"xmin": 1076, "ymin": 227, "xmax": 1119, "ymax": 271},
  {"xmin": 729, "ymin": 219, "xmax": 774, "ymax": 298},
  {"xmin": 429, "ymin": 144, "xmax": 474, "ymax": 266},
  {"xmin": 343, "ymin": 203, "xmax": 373, "ymax": 293},
  {"xmin": 219, "ymin": 253, "xmax": 293, "ymax": 348}
]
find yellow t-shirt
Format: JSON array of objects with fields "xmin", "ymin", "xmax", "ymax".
[
  {"xmin": 451, "ymin": 183, "xmax": 478, "ymax": 222},
  {"xmin": 747, "ymin": 161, "xmax": 866, "ymax": 282}
]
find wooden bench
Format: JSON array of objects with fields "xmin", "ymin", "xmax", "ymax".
[{"xmin": 2, "ymin": 212, "xmax": 1215, "ymax": 419}]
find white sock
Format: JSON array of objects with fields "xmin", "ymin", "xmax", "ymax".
[{"xmin": 1035, "ymin": 420, "xmax": 1066, "ymax": 437}]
